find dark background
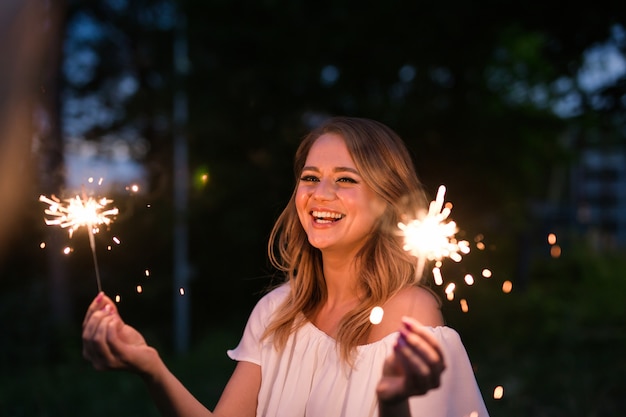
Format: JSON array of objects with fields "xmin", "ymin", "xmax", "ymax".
[{"xmin": 1, "ymin": 0, "xmax": 625, "ymax": 416}]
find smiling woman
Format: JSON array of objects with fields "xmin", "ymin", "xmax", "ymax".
[
  {"xmin": 82, "ymin": 116, "xmax": 490, "ymax": 417},
  {"xmin": 295, "ymin": 133, "xmax": 386, "ymax": 253}
]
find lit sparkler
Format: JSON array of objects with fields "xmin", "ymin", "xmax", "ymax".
[
  {"xmin": 398, "ymin": 185, "xmax": 470, "ymax": 283},
  {"xmin": 39, "ymin": 192, "xmax": 119, "ymax": 292}
]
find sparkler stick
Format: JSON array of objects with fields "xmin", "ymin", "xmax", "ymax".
[
  {"xmin": 398, "ymin": 185, "xmax": 470, "ymax": 281},
  {"xmin": 39, "ymin": 192, "xmax": 119, "ymax": 292}
]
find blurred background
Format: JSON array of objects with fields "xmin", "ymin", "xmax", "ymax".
[{"xmin": 1, "ymin": 0, "xmax": 625, "ymax": 416}]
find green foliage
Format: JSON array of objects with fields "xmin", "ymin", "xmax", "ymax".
[
  {"xmin": 444, "ymin": 239, "xmax": 626, "ymax": 416},
  {"xmin": 0, "ymin": 325, "xmax": 239, "ymax": 417},
  {"xmin": 2, "ymin": 1, "xmax": 625, "ymax": 416}
]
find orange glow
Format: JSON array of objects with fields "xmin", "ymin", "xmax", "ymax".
[
  {"xmin": 502, "ymin": 280, "xmax": 513, "ymax": 293},
  {"xmin": 433, "ymin": 267, "xmax": 443, "ymax": 285},
  {"xmin": 550, "ymin": 245, "xmax": 562, "ymax": 258},
  {"xmin": 445, "ymin": 283, "xmax": 455, "ymax": 300},
  {"xmin": 493, "ymin": 385, "xmax": 504, "ymax": 399},
  {"xmin": 547, "ymin": 233, "xmax": 557, "ymax": 245},
  {"xmin": 136, "ymin": 285, "xmax": 143, "ymax": 293},
  {"xmin": 460, "ymin": 298, "xmax": 469, "ymax": 313}
]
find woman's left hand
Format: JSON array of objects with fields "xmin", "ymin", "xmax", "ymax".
[{"xmin": 376, "ymin": 316, "xmax": 446, "ymax": 404}]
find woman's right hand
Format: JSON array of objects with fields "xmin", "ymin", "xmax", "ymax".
[{"xmin": 82, "ymin": 292, "xmax": 159, "ymax": 377}]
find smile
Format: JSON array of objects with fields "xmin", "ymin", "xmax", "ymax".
[{"xmin": 311, "ymin": 210, "xmax": 345, "ymax": 223}]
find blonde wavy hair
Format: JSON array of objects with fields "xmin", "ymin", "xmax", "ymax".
[{"xmin": 262, "ymin": 116, "xmax": 431, "ymax": 365}]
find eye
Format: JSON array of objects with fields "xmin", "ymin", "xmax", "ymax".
[
  {"xmin": 337, "ymin": 177, "xmax": 358, "ymax": 184},
  {"xmin": 299, "ymin": 175, "xmax": 319, "ymax": 183}
]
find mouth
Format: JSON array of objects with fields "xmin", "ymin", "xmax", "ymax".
[{"xmin": 311, "ymin": 210, "xmax": 345, "ymax": 224}]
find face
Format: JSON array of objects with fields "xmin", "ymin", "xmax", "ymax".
[{"xmin": 296, "ymin": 133, "xmax": 386, "ymax": 255}]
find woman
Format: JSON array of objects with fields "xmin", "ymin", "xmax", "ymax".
[{"xmin": 82, "ymin": 116, "xmax": 489, "ymax": 417}]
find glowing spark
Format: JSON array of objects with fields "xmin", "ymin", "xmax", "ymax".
[
  {"xmin": 398, "ymin": 185, "xmax": 470, "ymax": 279},
  {"xmin": 547, "ymin": 233, "xmax": 557, "ymax": 245},
  {"xmin": 481, "ymin": 269, "xmax": 492, "ymax": 278},
  {"xmin": 39, "ymin": 194, "xmax": 118, "ymax": 235},
  {"xmin": 179, "ymin": 287, "xmax": 185, "ymax": 296},
  {"xmin": 113, "ymin": 236, "xmax": 121, "ymax": 244},
  {"xmin": 145, "ymin": 269, "xmax": 150, "ymax": 277},
  {"xmin": 369, "ymin": 306, "xmax": 384, "ymax": 325},
  {"xmin": 460, "ymin": 299, "xmax": 469, "ymax": 313},
  {"xmin": 115, "ymin": 295, "xmax": 121, "ymax": 303},
  {"xmin": 464, "ymin": 274, "xmax": 474, "ymax": 285},
  {"xmin": 136, "ymin": 285, "xmax": 143, "ymax": 293},
  {"xmin": 493, "ymin": 385, "xmax": 504, "ymax": 399},
  {"xmin": 39, "ymin": 193, "xmax": 118, "ymax": 292},
  {"xmin": 502, "ymin": 280, "xmax": 513, "ymax": 293},
  {"xmin": 433, "ymin": 267, "xmax": 443, "ymax": 285},
  {"xmin": 40, "ymin": 242, "xmax": 46, "ymax": 249},
  {"xmin": 445, "ymin": 283, "xmax": 456, "ymax": 300}
]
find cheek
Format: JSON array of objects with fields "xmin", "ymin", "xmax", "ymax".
[{"xmin": 295, "ymin": 188, "xmax": 309, "ymax": 215}]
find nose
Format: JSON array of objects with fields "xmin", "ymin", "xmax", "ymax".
[{"xmin": 312, "ymin": 178, "xmax": 336, "ymax": 201}]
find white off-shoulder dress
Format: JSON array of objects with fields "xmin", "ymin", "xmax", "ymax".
[{"xmin": 227, "ymin": 284, "xmax": 490, "ymax": 417}]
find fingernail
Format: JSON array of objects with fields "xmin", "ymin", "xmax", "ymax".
[
  {"xmin": 401, "ymin": 317, "xmax": 412, "ymax": 330},
  {"xmin": 103, "ymin": 304, "xmax": 111, "ymax": 313},
  {"xmin": 96, "ymin": 292, "xmax": 103, "ymax": 303},
  {"xmin": 397, "ymin": 333, "xmax": 407, "ymax": 347}
]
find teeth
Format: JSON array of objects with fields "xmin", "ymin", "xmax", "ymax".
[{"xmin": 312, "ymin": 211, "xmax": 344, "ymax": 220}]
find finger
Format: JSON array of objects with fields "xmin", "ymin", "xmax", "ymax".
[
  {"xmin": 82, "ymin": 292, "xmax": 105, "ymax": 328},
  {"xmin": 400, "ymin": 330, "xmax": 445, "ymax": 374},
  {"xmin": 394, "ymin": 333, "xmax": 432, "ymax": 377},
  {"xmin": 401, "ymin": 316, "xmax": 442, "ymax": 350},
  {"xmin": 401, "ymin": 317, "xmax": 446, "ymax": 368},
  {"xmin": 82, "ymin": 293, "xmax": 119, "ymax": 328},
  {"xmin": 82, "ymin": 302, "xmax": 113, "ymax": 343},
  {"xmin": 398, "ymin": 329, "xmax": 446, "ymax": 388},
  {"xmin": 89, "ymin": 312, "xmax": 121, "ymax": 370},
  {"xmin": 393, "ymin": 338, "xmax": 440, "ymax": 395},
  {"xmin": 82, "ymin": 304, "xmax": 116, "ymax": 366}
]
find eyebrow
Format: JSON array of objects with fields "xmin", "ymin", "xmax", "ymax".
[{"xmin": 302, "ymin": 166, "xmax": 361, "ymax": 175}]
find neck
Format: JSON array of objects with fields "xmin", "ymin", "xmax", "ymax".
[{"xmin": 321, "ymin": 251, "xmax": 361, "ymax": 305}]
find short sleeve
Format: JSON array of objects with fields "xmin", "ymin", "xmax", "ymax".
[{"xmin": 226, "ymin": 284, "xmax": 289, "ymax": 365}]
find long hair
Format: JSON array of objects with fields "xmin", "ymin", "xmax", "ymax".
[{"xmin": 262, "ymin": 116, "xmax": 430, "ymax": 365}]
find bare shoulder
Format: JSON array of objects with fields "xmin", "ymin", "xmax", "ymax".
[
  {"xmin": 367, "ymin": 286, "xmax": 444, "ymax": 342},
  {"xmin": 390, "ymin": 286, "xmax": 444, "ymax": 326}
]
